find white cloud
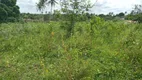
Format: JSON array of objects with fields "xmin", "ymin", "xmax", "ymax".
[
  {"xmin": 17, "ymin": 0, "xmax": 39, "ymax": 13},
  {"xmin": 17, "ymin": 0, "xmax": 142, "ymax": 14},
  {"xmin": 91, "ymin": 0, "xmax": 142, "ymax": 14}
]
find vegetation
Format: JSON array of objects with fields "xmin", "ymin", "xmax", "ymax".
[
  {"xmin": 125, "ymin": 5, "xmax": 142, "ymax": 23},
  {"xmin": 0, "ymin": 0, "xmax": 20, "ymax": 23},
  {"xmin": 0, "ymin": 0, "xmax": 142, "ymax": 80},
  {"xmin": 0, "ymin": 20, "xmax": 142, "ymax": 79},
  {"xmin": 37, "ymin": 0, "xmax": 58, "ymax": 14},
  {"xmin": 98, "ymin": 12, "xmax": 126, "ymax": 21}
]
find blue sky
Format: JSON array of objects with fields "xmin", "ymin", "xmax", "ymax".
[{"xmin": 17, "ymin": 0, "xmax": 142, "ymax": 14}]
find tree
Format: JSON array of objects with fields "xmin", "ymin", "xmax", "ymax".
[
  {"xmin": 37, "ymin": 0, "xmax": 93, "ymax": 37},
  {"xmin": 133, "ymin": 5, "xmax": 142, "ymax": 14},
  {"xmin": 1, "ymin": 0, "xmax": 17, "ymax": 7},
  {"xmin": 12, "ymin": 5, "xmax": 20, "ymax": 17},
  {"xmin": 108, "ymin": 12, "xmax": 114, "ymax": 16},
  {"xmin": 37, "ymin": 0, "xmax": 58, "ymax": 14},
  {"xmin": 126, "ymin": 4, "xmax": 142, "ymax": 23},
  {"xmin": 60, "ymin": 0, "xmax": 94, "ymax": 37},
  {"xmin": 0, "ymin": 0, "xmax": 20, "ymax": 23},
  {"xmin": 53, "ymin": 10, "xmax": 61, "ymax": 21},
  {"xmin": 0, "ymin": 7, "xmax": 8, "ymax": 23},
  {"xmin": 48, "ymin": 0, "xmax": 58, "ymax": 14},
  {"xmin": 117, "ymin": 12, "xmax": 125, "ymax": 17},
  {"xmin": 37, "ymin": 0, "xmax": 58, "ymax": 21}
]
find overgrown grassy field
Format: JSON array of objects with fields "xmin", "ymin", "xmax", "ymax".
[{"xmin": 0, "ymin": 21, "xmax": 142, "ymax": 80}]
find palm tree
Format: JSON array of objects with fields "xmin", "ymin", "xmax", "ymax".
[
  {"xmin": 36, "ymin": 0, "xmax": 47, "ymax": 12},
  {"xmin": 37, "ymin": 0, "xmax": 58, "ymax": 14},
  {"xmin": 48, "ymin": 0, "xmax": 58, "ymax": 14}
]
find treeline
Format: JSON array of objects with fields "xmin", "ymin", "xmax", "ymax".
[
  {"xmin": 21, "ymin": 0, "xmax": 142, "ymax": 23},
  {"xmin": 98, "ymin": 12, "xmax": 125, "ymax": 21},
  {"xmin": 21, "ymin": 12, "xmax": 94, "ymax": 22},
  {"xmin": 0, "ymin": 0, "xmax": 20, "ymax": 23},
  {"xmin": 125, "ymin": 5, "xmax": 142, "ymax": 23},
  {"xmin": 21, "ymin": 12, "xmax": 125, "ymax": 22},
  {"xmin": 0, "ymin": 0, "xmax": 142, "ymax": 23}
]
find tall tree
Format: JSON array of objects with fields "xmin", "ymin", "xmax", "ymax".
[
  {"xmin": 37, "ymin": 0, "xmax": 58, "ymax": 14},
  {"xmin": 48, "ymin": 0, "xmax": 58, "ymax": 14},
  {"xmin": 0, "ymin": 0, "xmax": 20, "ymax": 23},
  {"xmin": 1, "ymin": 0, "xmax": 17, "ymax": 7}
]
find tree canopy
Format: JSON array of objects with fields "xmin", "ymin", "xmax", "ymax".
[
  {"xmin": 125, "ymin": 4, "xmax": 142, "ymax": 23},
  {"xmin": 0, "ymin": 0, "xmax": 20, "ymax": 23}
]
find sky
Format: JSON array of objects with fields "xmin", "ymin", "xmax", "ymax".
[{"xmin": 17, "ymin": 0, "xmax": 142, "ymax": 14}]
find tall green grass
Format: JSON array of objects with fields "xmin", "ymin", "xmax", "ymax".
[{"xmin": 0, "ymin": 21, "xmax": 142, "ymax": 80}]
